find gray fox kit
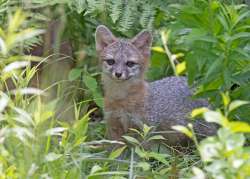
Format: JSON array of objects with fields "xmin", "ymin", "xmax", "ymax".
[{"xmin": 95, "ymin": 25, "xmax": 217, "ymax": 146}]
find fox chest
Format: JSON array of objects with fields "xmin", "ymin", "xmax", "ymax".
[{"xmin": 104, "ymin": 98, "xmax": 146, "ymax": 131}]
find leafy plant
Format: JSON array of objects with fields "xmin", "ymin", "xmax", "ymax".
[
  {"xmin": 0, "ymin": 9, "xmax": 97, "ymax": 178},
  {"xmin": 68, "ymin": 69, "xmax": 103, "ymax": 108},
  {"xmin": 174, "ymin": 93, "xmax": 250, "ymax": 179},
  {"xmin": 0, "ymin": 9, "xmax": 44, "ymax": 86},
  {"xmin": 167, "ymin": 1, "xmax": 250, "ymax": 103},
  {"xmin": 68, "ymin": 0, "xmax": 170, "ymax": 33},
  {"xmin": 119, "ymin": 124, "xmax": 174, "ymax": 178}
]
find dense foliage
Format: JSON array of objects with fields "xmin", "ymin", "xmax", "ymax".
[{"xmin": 0, "ymin": 0, "xmax": 250, "ymax": 178}]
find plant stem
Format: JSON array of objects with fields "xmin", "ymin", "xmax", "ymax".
[
  {"xmin": 129, "ymin": 148, "xmax": 134, "ymax": 179},
  {"xmin": 160, "ymin": 30, "xmax": 177, "ymax": 76}
]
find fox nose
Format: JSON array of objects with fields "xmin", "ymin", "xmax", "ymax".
[{"xmin": 115, "ymin": 72, "xmax": 122, "ymax": 78}]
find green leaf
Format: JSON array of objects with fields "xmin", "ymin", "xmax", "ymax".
[
  {"xmin": 221, "ymin": 93, "xmax": 230, "ymax": 107},
  {"xmin": 45, "ymin": 127, "xmax": 67, "ymax": 136},
  {"xmin": 199, "ymin": 137, "xmax": 221, "ymax": 162},
  {"xmin": 210, "ymin": 1, "xmax": 220, "ymax": 10},
  {"xmin": 88, "ymin": 171, "xmax": 128, "ymax": 178},
  {"xmin": 192, "ymin": 167, "xmax": 206, "ymax": 179},
  {"xmin": 129, "ymin": 128, "xmax": 142, "ymax": 135},
  {"xmin": 122, "ymin": 136, "xmax": 140, "ymax": 145},
  {"xmin": 5, "ymin": 55, "xmax": 43, "ymax": 63},
  {"xmin": 228, "ymin": 121, "xmax": 250, "ymax": 133},
  {"xmin": 0, "ymin": 92, "xmax": 9, "ymax": 112},
  {"xmin": 142, "ymin": 124, "xmax": 152, "ymax": 137},
  {"xmin": 68, "ymin": 68, "xmax": 82, "ymax": 81},
  {"xmin": 191, "ymin": 107, "xmax": 209, "ymax": 118},
  {"xmin": 135, "ymin": 146, "xmax": 146, "ymax": 158},
  {"xmin": 13, "ymin": 107, "xmax": 34, "ymax": 126},
  {"xmin": 73, "ymin": 108, "xmax": 96, "ymax": 138},
  {"xmin": 148, "ymin": 152, "xmax": 169, "ymax": 165},
  {"xmin": 186, "ymin": 54, "xmax": 198, "ymax": 85},
  {"xmin": 8, "ymin": 9, "xmax": 26, "ymax": 33},
  {"xmin": 172, "ymin": 125, "xmax": 193, "ymax": 138},
  {"xmin": 225, "ymin": 132, "xmax": 245, "ymax": 150},
  {"xmin": 3, "ymin": 61, "xmax": 30, "ymax": 73},
  {"xmin": 223, "ymin": 67, "xmax": 231, "ymax": 90},
  {"xmin": 151, "ymin": 46, "xmax": 165, "ymax": 53},
  {"xmin": 147, "ymin": 135, "xmax": 165, "ymax": 141},
  {"xmin": 232, "ymin": 10, "xmax": 250, "ymax": 29},
  {"xmin": 90, "ymin": 165, "xmax": 102, "ymax": 174},
  {"xmin": 217, "ymin": 13, "xmax": 229, "ymax": 31},
  {"xmin": 205, "ymin": 58, "xmax": 223, "ymax": 79},
  {"xmin": 13, "ymin": 29, "xmax": 45, "ymax": 45},
  {"xmin": 0, "ymin": 27, "xmax": 4, "ymax": 37},
  {"xmin": 0, "ymin": 37, "xmax": 7, "ymax": 55},
  {"xmin": 12, "ymin": 127, "xmax": 34, "ymax": 143},
  {"xmin": 228, "ymin": 100, "xmax": 249, "ymax": 112},
  {"xmin": 93, "ymin": 92, "xmax": 103, "ymax": 108},
  {"xmin": 44, "ymin": 153, "xmax": 62, "ymax": 162},
  {"xmin": 136, "ymin": 162, "xmax": 150, "ymax": 171},
  {"xmin": 176, "ymin": 61, "xmax": 186, "ymax": 75},
  {"xmin": 236, "ymin": 25, "xmax": 250, "ymax": 31},
  {"xmin": 40, "ymin": 111, "xmax": 54, "ymax": 123},
  {"xmin": 83, "ymin": 75, "xmax": 97, "ymax": 91},
  {"xmin": 203, "ymin": 111, "xmax": 223, "ymax": 125},
  {"xmin": 230, "ymin": 32, "xmax": 250, "ymax": 41},
  {"xmin": 109, "ymin": 146, "xmax": 126, "ymax": 159}
]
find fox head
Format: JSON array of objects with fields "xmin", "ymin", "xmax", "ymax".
[{"xmin": 95, "ymin": 25, "xmax": 152, "ymax": 81}]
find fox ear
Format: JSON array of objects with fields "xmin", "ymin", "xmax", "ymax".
[
  {"xmin": 131, "ymin": 30, "xmax": 152, "ymax": 59},
  {"xmin": 95, "ymin": 25, "xmax": 116, "ymax": 53}
]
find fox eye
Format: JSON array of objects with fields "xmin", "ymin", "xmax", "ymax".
[
  {"xmin": 126, "ymin": 61, "xmax": 137, "ymax": 67},
  {"xmin": 105, "ymin": 59, "xmax": 115, "ymax": 65}
]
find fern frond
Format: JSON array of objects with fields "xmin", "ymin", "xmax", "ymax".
[
  {"xmin": 119, "ymin": 2, "xmax": 136, "ymax": 32},
  {"xmin": 140, "ymin": 4, "xmax": 155, "ymax": 29},
  {"xmin": 68, "ymin": 0, "xmax": 87, "ymax": 14},
  {"xmin": 76, "ymin": 0, "xmax": 167, "ymax": 32},
  {"xmin": 85, "ymin": 0, "xmax": 106, "ymax": 16},
  {"xmin": 108, "ymin": 0, "xmax": 123, "ymax": 23}
]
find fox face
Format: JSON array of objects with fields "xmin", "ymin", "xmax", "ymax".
[
  {"xmin": 100, "ymin": 40, "xmax": 143, "ymax": 81},
  {"xmin": 95, "ymin": 25, "xmax": 152, "ymax": 81}
]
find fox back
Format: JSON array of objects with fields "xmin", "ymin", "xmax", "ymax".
[{"xmin": 95, "ymin": 25, "xmax": 217, "ymax": 146}]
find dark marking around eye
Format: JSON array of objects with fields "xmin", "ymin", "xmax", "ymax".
[
  {"xmin": 105, "ymin": 59, "xmax": 115, "ymax": 65},
  {"xmin": 126, "ymin": 61, "xmax": 137, "ymax": 67}
]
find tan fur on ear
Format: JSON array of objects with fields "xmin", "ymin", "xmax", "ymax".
[
  {"xmin": 131, "ymin": 30, "xmax": 152, "ymax": 59},
  {"xmin": 95, "ymin": 25, "xmax": 116, "ymax": 54}
]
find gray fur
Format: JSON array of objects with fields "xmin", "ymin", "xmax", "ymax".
[
  {"xmin": 145, "ymin": 77, "xmax": 217, "ymax": 145},
  {"xmin": 146, "ymin": 77, "xmax": 207, "ymax": 123}
]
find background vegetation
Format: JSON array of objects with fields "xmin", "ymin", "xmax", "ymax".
[{"xmin": 0, "ymin": 0, "xmax": 250, "ymax": 178}]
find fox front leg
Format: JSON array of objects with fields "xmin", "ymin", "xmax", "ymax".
[
  {"xmin": 105, "ymin": 111, "xmax": 129, "ymax": 141},
  {"xmin": 106, "ymin": 117, "xmax": 125, "ymax": 141}
]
